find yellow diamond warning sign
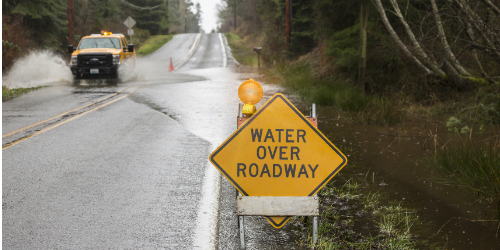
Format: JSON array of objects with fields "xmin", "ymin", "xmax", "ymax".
[{"xmin": 210, "ymin": 93, "xmax": 347, "ymax": 228}]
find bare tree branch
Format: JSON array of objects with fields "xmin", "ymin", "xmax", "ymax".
[
  {"xmin": 479, "ymin": 0, "xmax": 500, "ymax": 16},
  {"xmin": 464, "ymin": 18, "xmax": 489, "ymax": 77},
  {"xmin": 388, "ymin": 0, "xmax": 445, "ymax": 74},
  {"xmin": 452, "ymin": 0, "xmax": 500, "ymax": 60},
  {"xmin": 371, "ymin": 0, "xmax": 434, "ymax": 75}
]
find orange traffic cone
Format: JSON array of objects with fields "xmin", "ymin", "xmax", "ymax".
[{"xmin": 169, "ymin": 57, "xmax": 174, "ymax": 72}]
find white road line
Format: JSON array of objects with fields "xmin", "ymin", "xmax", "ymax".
[
  {"xmin": 192, "ymin": 33, "xmax": 231, "ymax": 250},
  {"xmin": 193, "ymin": 151, "xmax": 222, "ymax": 249},
  {"xmin": 219, "ymin": 33, "xmax": 227, "ymax": 67}
]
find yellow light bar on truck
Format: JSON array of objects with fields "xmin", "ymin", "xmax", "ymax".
[{"xmin": 101, "ymin": 31, "xmax": 112, "ymax": 36}]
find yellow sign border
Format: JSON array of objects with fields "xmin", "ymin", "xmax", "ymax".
[{"xmin": 210, "ymin": 93, "xmax": 347, "ymax": 228}]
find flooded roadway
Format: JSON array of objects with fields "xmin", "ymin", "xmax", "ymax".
[
  {"xmin": 3, "ymin": 32, "xmax": 499, "ymax": 249},
  {"xmin": 2, "ymin": 33, "xmax": 300, "ymax": 249}
]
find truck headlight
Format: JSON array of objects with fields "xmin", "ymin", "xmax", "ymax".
[
  {"xmin": 70, "ymin": 56, "xmax": 77, "ymax": 66},
  {"xmin": 113, "ymin": 55, "xmax": 121, "ymax": 65}
]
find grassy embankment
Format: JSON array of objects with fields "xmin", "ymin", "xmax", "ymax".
[
  {"xmin": 267, "ymin": 62, "xmax": 405, "ymax": 125},
  {"xmin": 136, "ymin": 34, "xmax": 175, "ymax": 56},
  {"xmin": 224, "ymin": 33, "xmax": 262, "ymax": 68},
  {"xmin": 224, "ymin": 33, "xmax": 404, "ymax": 125},
  {"xmin": 2, "ymin": 86, "xmax": 44, "ymax": 101}
]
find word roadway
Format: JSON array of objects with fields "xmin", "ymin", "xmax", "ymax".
[{"xmin": 237, "ymin": 163, "xmax": 319, "ymax": 178}]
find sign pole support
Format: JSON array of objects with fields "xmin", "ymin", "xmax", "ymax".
[
  {"xmin": 238, "ymin": 192, "xmax": 246, "ymax": 250},
  {"xmin": 235, "ymin": 103, "xmax": 319, "ymax": 249},
  {"xmin": 311, "ymin": 103, "xmax": 318, "ymax": 246},
  {"xmin": 313, "ymin": 195, "xmax": 318, "ymax": 245},
  {"xmin": 237, "ymin": 103, "xmax": 246, "ymax": 250}
]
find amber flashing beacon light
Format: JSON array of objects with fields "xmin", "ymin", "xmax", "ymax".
[{"xmin": 238, "ymin": 79, "xmax": 263, "ymax": 116}]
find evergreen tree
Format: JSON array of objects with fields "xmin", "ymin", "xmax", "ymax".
[
  {"xmin": 194, "ymin": 3, "xmax": 203, "ymax": 33},
  {"xmin": 5, "ymin": 0, "xmax": 67, "ymax": 48},
  {"xmin": 127, "ymin": 0, "xmax": 168, "ymax": 35},
  {"xmin": 90, "ymin": 0, "xmax": 121, "ymax": 32}
]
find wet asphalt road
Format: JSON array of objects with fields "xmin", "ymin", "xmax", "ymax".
[{"xmin": 3, "ymin": 33, "xmax": 303, "ymax": 249}]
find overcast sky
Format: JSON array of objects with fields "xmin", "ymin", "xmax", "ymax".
[{"xmin": 196, "ymin": 0, "xmax": 221, "ymax": 32}]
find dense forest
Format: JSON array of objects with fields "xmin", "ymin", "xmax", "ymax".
[
  {"xmin": 217, "ymin": 0, "xmax": 500, "ymax": 120},
  {"xmin": 2, "ymin": 0, "xmax": 203, "ymax": 71}
]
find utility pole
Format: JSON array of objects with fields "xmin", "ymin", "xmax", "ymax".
[
  {"xmin": 285, "ymin": 0, "xmax": 290, "ymax": 52},
  {"xmin": 68, "ymin": 0, "xmax": 74, "ymax": 45},
  {"xmin": 233, "ymin": 0, "xmax": 237, "ymax": 31},
  {"xmin": 185, "ymin": 9, "xmax": 187, "ymax": 33}
]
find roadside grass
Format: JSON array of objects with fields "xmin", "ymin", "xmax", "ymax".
[
  {"xmin": 424, "ymin": 138, "xmax": 500, "ymax": 220},
  {"xmin": 266, "ymin": 62, "xmax": 405, "ymax": 125},
  {"xmin": 224, "ymin": 32, "xmax": 260, "ymax": 67},
  {"xmin": 136, "ymin": 35, "xmax": 175, "ymax": 56},
  {"xmin": 291, "ymin": 173, "xmax": 425, "ymax": 250},
  {"xmin": 2, "ymin": 85, "xmax": 44, "ymax": 101},
  {"xmin": 413, "ymin": 85, "xmax": 500, "ymax": 126}
]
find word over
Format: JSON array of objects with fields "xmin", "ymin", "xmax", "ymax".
[{"xmin": 236, "ymin": 128, "xmax": 320, "ymax": 178}]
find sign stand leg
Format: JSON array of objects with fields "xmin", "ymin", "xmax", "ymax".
[
  {"xmin": 238, "ymin": 192, "xmax": 246, "ymax": 250},
  {"xmin": 312, "ymin": 192, "xmax": 318, "ymax": 246},
  {"xmin": 239, "ymin": 215, "xmax": 245, "ymax": 249},
  {"xmin": 237, "ymin": 104, "xmax": 246, "ymax": 250},
  {"xmin": 313, "ymin": 215, "xmax": 318, "ymax": 245}
]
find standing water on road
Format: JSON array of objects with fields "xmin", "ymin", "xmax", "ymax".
[{"xmin": 2, "ymin": 51, "xmax": 73, "ymax": 88}]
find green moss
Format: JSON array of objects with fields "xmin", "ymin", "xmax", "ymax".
[
  {"xmin": 136, "ymin": 35, "xmax": 175, "ymax": 56},
  {"xmin": 463, "ymin": 76, "xmax": 490, "ymax": 86}
]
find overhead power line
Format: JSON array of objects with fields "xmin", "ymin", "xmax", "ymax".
[{"xmin": 120, "ymin": 0, "xmax": 162, "ymax": 10}]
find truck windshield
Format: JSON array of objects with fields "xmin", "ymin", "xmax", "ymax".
[{"xmin": 78, "ymin": 38, "xmax": 121, "ymax": 49}]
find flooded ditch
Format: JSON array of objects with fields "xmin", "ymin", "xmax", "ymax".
[{"xmin": 288, "ymin": 100, "xmax": 500, "ymax": 249}]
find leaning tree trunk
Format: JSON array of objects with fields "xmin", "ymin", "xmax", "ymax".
[
  {"xmin": 371, "ymin": 0, "xmax": 434, "ymax": 75},
  {"xmin": 388, "ymin": 0, "xmax": 445, "ymax": 75},
  {"xmin": 430, "ymin": 0, "xmax": 471, "ymax": 76},
  {"xmin": 442, "ymin": 59, "xmax": 470, "ymax": 91}
]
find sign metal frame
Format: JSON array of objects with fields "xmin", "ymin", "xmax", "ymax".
[{"xmin": 210, "ymin": 93, "xmax": 347, "ymax": 228}]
